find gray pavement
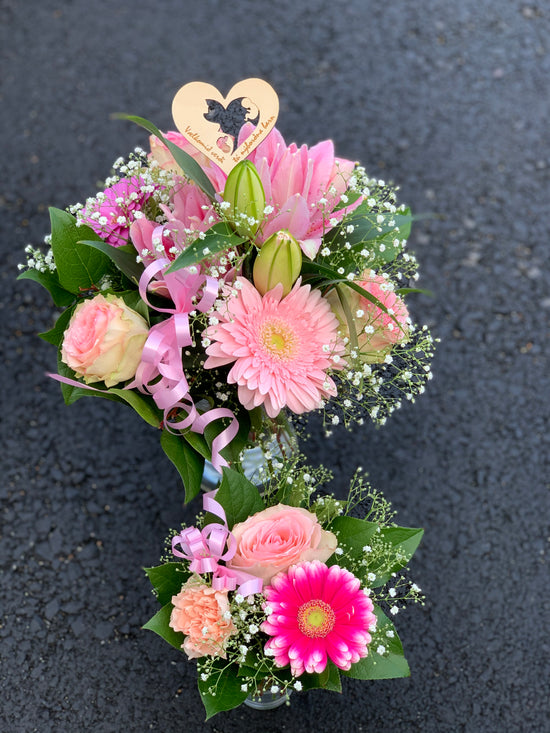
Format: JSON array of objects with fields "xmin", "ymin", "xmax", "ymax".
[{"xmin": 1, "ymin": 1, "xmax": 549, "ymax": 731}]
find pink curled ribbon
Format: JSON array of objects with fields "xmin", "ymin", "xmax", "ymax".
[
  {"xmin": 172, "ymin": 490, "xmax": 263, "ymax": 597},
  {"xmin": 128, "ymin": 257, "xmax": 239, "ymax": 472}
]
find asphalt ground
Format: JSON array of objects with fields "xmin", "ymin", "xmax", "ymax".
[{"xmin": 1, "ymin": 1, "xmax": 549, "ymax": 731}]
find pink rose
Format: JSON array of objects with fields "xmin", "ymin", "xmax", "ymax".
[
  {"xmin": 61, "ymin": 294, "xmax": 148, "ymax": 387},
  {"xmin": 328, "ymin": 271, "xmax": 410, "ymax": 363},
  {"xmin": 227, "ymin": 504, "xmax": 337, "ymax": 583},
  {"xmin": 169, "ymin": 576, "xmax": 236, "ymax": 659}
]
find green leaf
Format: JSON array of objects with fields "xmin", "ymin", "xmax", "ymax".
[
  {"xmin": 39, "ymin": 307, "xmax": 75, "ymax": 347},
  {"xmin": 17, "ymin": 269, "xmax": 76, "ymax": 307},
  {"xmin": 396, "ymin": 287, "xmax": 434, "ymax": 297},
  {"xmin": 56, "ymin": 356, "xmax": 81, "ymax": 405},
  {"xmin": 144, "ymin": 563, "xmax": 190, "ymax": 606},
  {"xmin": 62, "ymin": 384, "xmax": 161, "ymax": 427},
  {"xmin": 105, "ymin": 388, "xmax": 161, "ymax": 427},
  {"xmin": 52, "ymin": 357, "xmax": 162, "ymax": 427},
  {"xmin": 327, "ymin": 515, "xmax": 378, "ymax": 565},
  {"xmin": 298, "ymin": 662, "xmax": 342, "ymax": 693},
  {"xmin": 113, "ymin": 113, "xmax": 216, "ymax": 199},
  {"xmin": 164, "ymin": 223, "xmax": 246, "ymax": 274},
  {"xmin": 160, "ymin": 429, "xmax": 205, "ymax": 503},
  {"xmin": 78, "ymin": 240, "xmax": 144, "ymax": 286},
  {"xmin": 198, "ymin": 659, "xmax": 249, "ymax": 719},
  {"xmin": 343, "ymin": 204, "xmax": 412, "ymax": 245},
  {"xmin": 320, "ymin": 205, "xmax": 414, "ymax": 267},
  {"xmin": 111, "ymin": 289, "xmax": 150, "ymax": 322},
  {"xmin": 343, "ymin": 605, "xmax": 410, "ymax": 680},
  {"xmin": 332, "ymin": 187, "xmax": 363, "ymax": 212},
  {"xmin": 49, "ymin": 208, "xmax": 110, "ymax": 293},
  {"xmin": 204, "ymin": 467, "xmax": 264, "ymax": 529},
  {"xmin": 181, "ymin": 430, "xmax": 213, "ymax": 461},
  {"xmin": 142, "ymin": 603, "xmax": 184, "ymax": 650},
  {"xmin": 301, "ymin": 260, "xmax": 392, "ymax": 316},
  {"xmin": 368, "ymin": 527, "xmax": 424, "ymax": 587},
  {"xmin": 319, "ymin": 662, "xmax": 342, "ymax": 692}
]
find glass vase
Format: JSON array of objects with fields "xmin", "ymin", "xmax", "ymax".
[
  {"xmin": 244, "ymin": 685, "xmax": 290, "ymax": 710},
  {"xmin": 201, "ymin": 421, "xmax": 296, "ymax": 492}
]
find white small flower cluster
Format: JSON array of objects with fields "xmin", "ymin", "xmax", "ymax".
[{"xmin": 18, "ymin": 243, "xmax": 55, "ymax": 273}]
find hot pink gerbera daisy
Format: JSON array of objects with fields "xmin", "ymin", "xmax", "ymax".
[
  {"xmin": 261, "ymin": 560, "xmax": 377, "ymax": 676},
  {"xmin": 203, "ymin": 278, "xmax": 345, "ymax": 418}
]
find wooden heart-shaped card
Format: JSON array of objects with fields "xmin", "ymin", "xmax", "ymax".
[{"xmin": 172, "ymin": 78, "xmax": 279, "ymax": 174}]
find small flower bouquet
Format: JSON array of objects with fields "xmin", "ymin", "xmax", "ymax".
[
  {"xmin": 144, "ymin": 459, "xmax": 424, "ymax": 717},
  {"xmin": 18, "ymin": 79, "xmax": 434, "ymax": 500}
]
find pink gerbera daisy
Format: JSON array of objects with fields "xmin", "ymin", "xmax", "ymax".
[
  {"xmin": 261, "ymin": 561, "xmax": 377, "ymax": 676},
  {"xmin": 203, "ymin": 278, "xmax": 345, "ymax": 418}
]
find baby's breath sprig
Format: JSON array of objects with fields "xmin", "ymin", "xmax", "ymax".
[
  {"xmin": 197, "ymin": 591, "xmax": 295, "ymax": 701},
  {"xmin": 321, "ymin": 323, "xmax": 436, "ymax": 434},
  {"xmin": 17, "ymin": 241, "xmax": 56, "ymax": 274},
  {"xmin": 258, "ymin": 451, "xmax": 334, "ymax": 511},
  {"xmin": 344, "ymin": 469, "xmax": 395, "ymax": 524}
]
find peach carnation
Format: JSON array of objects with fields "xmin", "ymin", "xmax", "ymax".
[
  {"xmin": 169, "ymin": 576, "xmax": 236, "ymax": 659},
  {"xmin": 227, "ymin": 504, "xmax": 337, "ymax": 583}
]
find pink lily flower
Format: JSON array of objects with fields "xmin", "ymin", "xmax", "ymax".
[{"xmin": 243, "ymin": 125, "xmax": 362, "ymax": 258}]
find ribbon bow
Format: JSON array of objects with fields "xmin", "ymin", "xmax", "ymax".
[{"xmin": 172, "ymin": 490, "xmax": 263, "ymax": 597}]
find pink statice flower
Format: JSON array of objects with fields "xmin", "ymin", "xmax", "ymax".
[
  {"xmin": 203, "ymin": 277, "xmax": 345, "ymax": 418},
  {"xmin": 79, "ymin": 176, "xmax": 153, "ymax": 247},
  {"xmin": 243, "ymin": 125, "xmax": 362, "ymax": 258},
  {"xmin": 261, "ymin": 560, "xmax": 377, "ymax": 676},
  {"xmin": 149, "ymin": 131, "xmax": 227, "ymax": 194}
]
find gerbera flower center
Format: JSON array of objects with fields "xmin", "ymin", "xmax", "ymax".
[
  {"xmin": 297, "ymin": 599, "xmax": 336, "ymax": 638},
  {"xmin": 259, "ymin": 318, "xmax": 297, "ymax": 360}
]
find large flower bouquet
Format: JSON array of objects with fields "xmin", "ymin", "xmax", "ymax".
[
  {"xmin": 145, "ymin": 458, "xmax": 424, "ymax": 717},
  {"xmin": 18, "ymin": 79, "xmax": 435, "ymax": 501}
]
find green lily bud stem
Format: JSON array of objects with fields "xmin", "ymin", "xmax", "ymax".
[
  {"xmin": 223, "ymin": 160, "xmax": 266, "ymax": 238},
  {"xmin": 253, "ymin": 230, "xmax": 302, "ymax": 296}
]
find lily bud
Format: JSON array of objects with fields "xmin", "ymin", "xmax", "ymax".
[
  {"xmin": 253, "ymin": 230, "xmax": 302, "ymax": 296},
  {"xmin": 223, "ymin": 161, "xmax": 265, "ymax": 237}
]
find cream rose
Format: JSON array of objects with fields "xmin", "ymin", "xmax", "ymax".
[
  {"xmin": 169, "ymin": 576, "xmax": 236, "ymax": 659},
  {"xmin": 61, "ymin": 293, "xmax": 148, "ymax": 387},
  {"xmin": 327, "ymin": 271, "xmax": 410, "ymax": 363},
  {"xmin": 227, "ymin": 504, "xmax": 337, "ymax": 583}
]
